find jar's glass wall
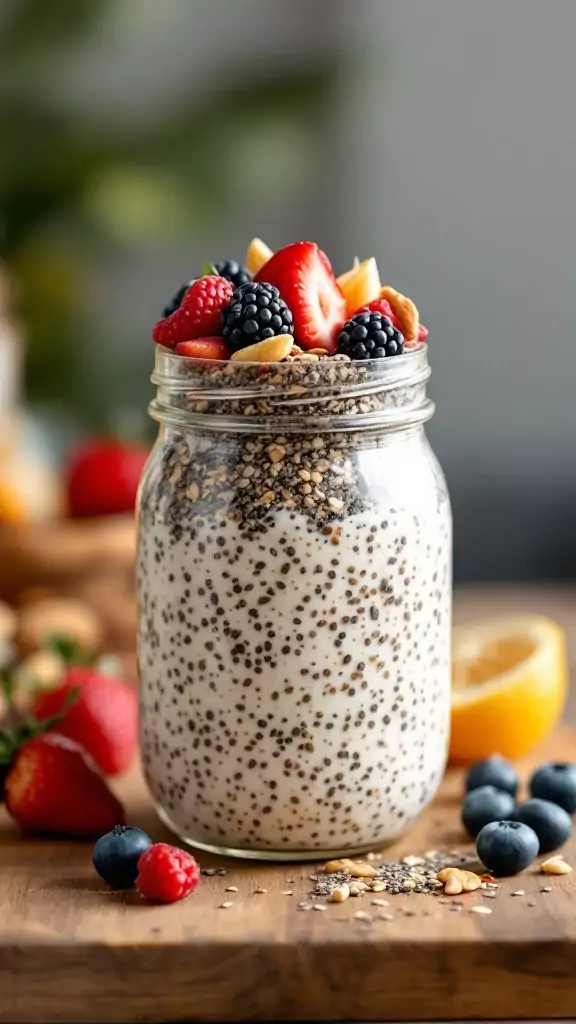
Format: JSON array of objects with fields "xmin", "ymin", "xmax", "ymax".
[{"xmin": 138, "ymin": 399, "xmax": 451, "ymax": 859}]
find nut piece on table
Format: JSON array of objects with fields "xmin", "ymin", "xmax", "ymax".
[
  {"xmin": 324, "ymin": 858, "xmax": 377, "ymax": 879},
  {"xmin": 437, "ymin": 867, "xmax": 482, "ymax": 894},
  {"xmin": 541, "ymin": 855, "xmax": 572, "ymax": 875},
  {"xmin": 16, "ymin": 597, "xmax": 103, "ymax": 656},
  {"xmin": 330, "ymin": 884, "xmax": 350, "ymax": 903}
]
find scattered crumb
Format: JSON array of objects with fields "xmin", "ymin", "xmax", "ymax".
[
  {"xmin": 281, "ymin": 890, "xmax": 293, "ymax": 896},
  {"xmin": 225, "ymin": 886, "xmax": 238, "ymax": 893},
  {"xmin": 219, "ymin": 901, "xmax": 234, "ymax": 909},
  {"xmin": 253, "ymin": 887, "xmax": 267, "ymax": 894},
  {"xmin": 470, "ymin": 905, "xmax": 492, "ymax": 915}
]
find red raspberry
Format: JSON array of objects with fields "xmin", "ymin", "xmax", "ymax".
[
  {"xmin": 136, "ymin": 843, "xmax": 200, "ymax": 903},
  {"xmin": 153, "ymin": 276, "xmax": 234, "ymax": 348},
  {"xmin": 359, "ymin": 299, "xmax": 429, "ymax": 343},
  {"xmin": 357, "ymin": 297, "xmax": 399, "ymax": 327}
]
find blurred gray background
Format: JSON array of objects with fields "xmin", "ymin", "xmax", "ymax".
[{"xmin": 2, "ymin": 0, "xmax": 575, "ymax": 582}]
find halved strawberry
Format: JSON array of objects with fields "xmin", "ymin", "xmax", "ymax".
[
  {"xmin": 255, "ymin": 241, "xmax": 345, "ymax": 353},
  {"xmin": 174, "ymin": 338, "xmax": 230, "ymax": 360}
]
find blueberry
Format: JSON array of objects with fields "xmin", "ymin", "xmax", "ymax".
[
  {"xmin": 465, "ymin": 754, "xmax": 518, "ymax": 797},
  {"xmin": 461, "ymin": 785, "xmax": 516, "ymax": 838},
  {"xmin": 93, "ymin": 825, "xmax": 153, "ymax": 888},
  {"xmin": 515, "ymin": 798, "xmax": 572, "ymax": 853},
  {"xmin": 530, "ymin": 762, "xmax": 576, "ymax": 813},
  {"xmin": 476, "ymin": 820, "xmax": 539, "ymax": 876}
]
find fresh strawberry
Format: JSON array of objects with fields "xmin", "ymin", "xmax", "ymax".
[
  {"xmin": 4, "ymin": 732, "xmax": 124, "ymax": 837},
  {"xmin": 66, "ymin": 439, "xmax": 149, "ymax": 519},
  {"xmin": 174, "ymin": 338, "xmax": 230, "ymax": 360},
  {"xmin": 254, "ymin": 241, "xmax": 345, "ymax": 353},
  {"xmin": 153, "ymin": 276, "xmax": 234, "ymax": 348},
  {"xmin": 33, "ymin": 665, "xmax": 138, "ymax": 776}
]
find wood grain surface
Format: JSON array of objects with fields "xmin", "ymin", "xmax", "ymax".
[{"xmin": 0, "ymin": 587, "xmax": 575, "ymax": 1022}]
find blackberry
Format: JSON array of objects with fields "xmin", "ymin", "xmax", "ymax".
[
  {"xmin": 222, "ymin": 281, "xmax": 293, "ymax": 351},
  {"xmin": 336, "ymin": 312, "xmax": 404, "ymax": 360},
  {"xmin": 162, "ymin": 281, "xmax": 193, "ymax": 318},
  {"xmin": 214, "ymin": 260, "xmax": 252, "ymax": 289}
]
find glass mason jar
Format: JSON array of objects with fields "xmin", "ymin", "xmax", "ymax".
[{"xmin": 138, "ymin": 344, "xmax": 452, "ymax": 860}]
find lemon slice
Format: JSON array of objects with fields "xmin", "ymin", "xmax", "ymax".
[
  {"xmin": 246, "ymin": 237, "xmax": 273, "ymax": 276},
  {"xmin": 336, "ymin": 257, "xmax": 381, "ymax": 316},
  {"xmin": 450, "ymin": 615, "xmax": 567, "ymax": 762}
]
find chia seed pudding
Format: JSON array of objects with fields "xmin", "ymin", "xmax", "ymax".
[{"xmin": 138, "ymin": 344, "xmax": 452, "ymax": 859}]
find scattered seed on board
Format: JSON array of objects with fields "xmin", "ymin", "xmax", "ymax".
[
  {"xmin": 254, "ymin": 887, "xmax": 267, "ymax": 894},
  {"xmin": 313, "ymin": 904, "xmax": 327, "ymax": 912},
  {"xmin": 225, "ymin": 886, "xmax": 238, "ymax": 893},
  {"xmin": 511, "ymin": 890, "xmax": 524, "ymax": 896},
  {"xmin": 354, "ymin": 911, "xmax": 373, "ymax": 923},
  {"xmin": 281, "ymin": 890, "xmax": 293, "ymax": 896},
  {"xmin": 470, "ymin": 905, "xmax": 492, "ymax": 914},
  {"xmin": 541, "ymin": 886, "xmax": 552, "ymax": 893},
  {"xmin": 220, "ymin": 901, "xmax": 234, "ymax": 909}
]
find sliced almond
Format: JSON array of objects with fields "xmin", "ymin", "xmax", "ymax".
[
  {"xmin": 230, "ymin": 335, "xmax": 293, "ymax": 363},
  {"xmin": 380, "ymin": 284, "xmax": 419, "ymax": 342}
]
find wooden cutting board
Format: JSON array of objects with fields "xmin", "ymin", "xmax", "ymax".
[{"xmin": 1, "ymin": 731, "xmax": 575, "ymax": 1023}]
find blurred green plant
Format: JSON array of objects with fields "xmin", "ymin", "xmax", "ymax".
[{"xmin": 0, "ymin": 0, "xmax": 333, "ymax": 433}]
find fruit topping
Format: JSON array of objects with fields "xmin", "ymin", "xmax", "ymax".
[
  {"xmin": 255, "ymin": 241, "xmax": 345, "ymax": 353},
  {"xmin": 246, "ymin": 237, "xmax": 273, "ymax": 275},
  {"xmin": 465, "ymin": 755, "xmax": 518, "ymax": 797},
  {"xmin": 337, "ymin": 257, "xmax": 381, "ymax": 317},
  {"xmin": 451, "ymin": 617, "xmax": 567, "ymax": 762},
  {"xmin": 515, "ymin": 797, "xmax": 572, "ymax": 853},
  {"xmin": 4, "ymin": 732, "xmax": 125, "ymax": 837},
  {"xmin": 33, "ymin": 664, "xmax": 138, "ymax": 776},
  {"xmin": 221, "ymin": 282, "xmax": 293, "ymax": 350},
  {"xmin": 530, "ymin": 762, "xmax": 576, "ymax": 812},
  {"xmin": 93, "ymin": 825, "xmax": 153, "ymax": 888},
  {"xmin": 230, "ymin": 335, "xmax": 294, "ymax": 363},
  {"xmin": 153, "ymin": 276, "xmax": 234, "ymax": 349},
  {"xmin": 461, "ymin": 785, "xmax": 517, "ymax": 839},
  {"xmin": 336, "ymin": 311, "xmax": 404, "ymax": 360},
  {"xmin": 174, "ymin": 338, "xmax": 230, "ymax": 360},
  {"xmin": 162, "ymin": 281, "xmax": 193, "ymax": 318},
  {"xmin": 476, "ymin": 819, "xmax": 539, "ymax": 876},
  {"xmin": 136, "ymin": 842, "xmax": 200, "ymax": 903},
  {"xmin": 66, "ymin": 439, "xmax": 149, "ymax": 519},
  {"xmin": 379, "ymin": 285, "xmax": 420, "ymax": 342},
  {"xmin": 214, "ymin": 260, "xmax": 252, "ymax": 289}
]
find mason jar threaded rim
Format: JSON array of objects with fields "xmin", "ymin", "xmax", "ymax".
[{"xmin": 149, "ymin": 342, "xmax": 434, "ymax": 435}]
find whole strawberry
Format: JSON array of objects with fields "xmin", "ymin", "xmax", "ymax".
[
  {"xmin": 4, "ymin": 732, "xmax": 124, "ymax": 837},
  {"xmin": 33, "ymin": 665, "xmax": 138, "ymax": 776},
  {"xmin": 66, "ymin": 439, "xmax": 149, "ymax": 519},
  {"xmin": 153, "ymin": 276, "xmax": 234, "ymax": 349}
]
